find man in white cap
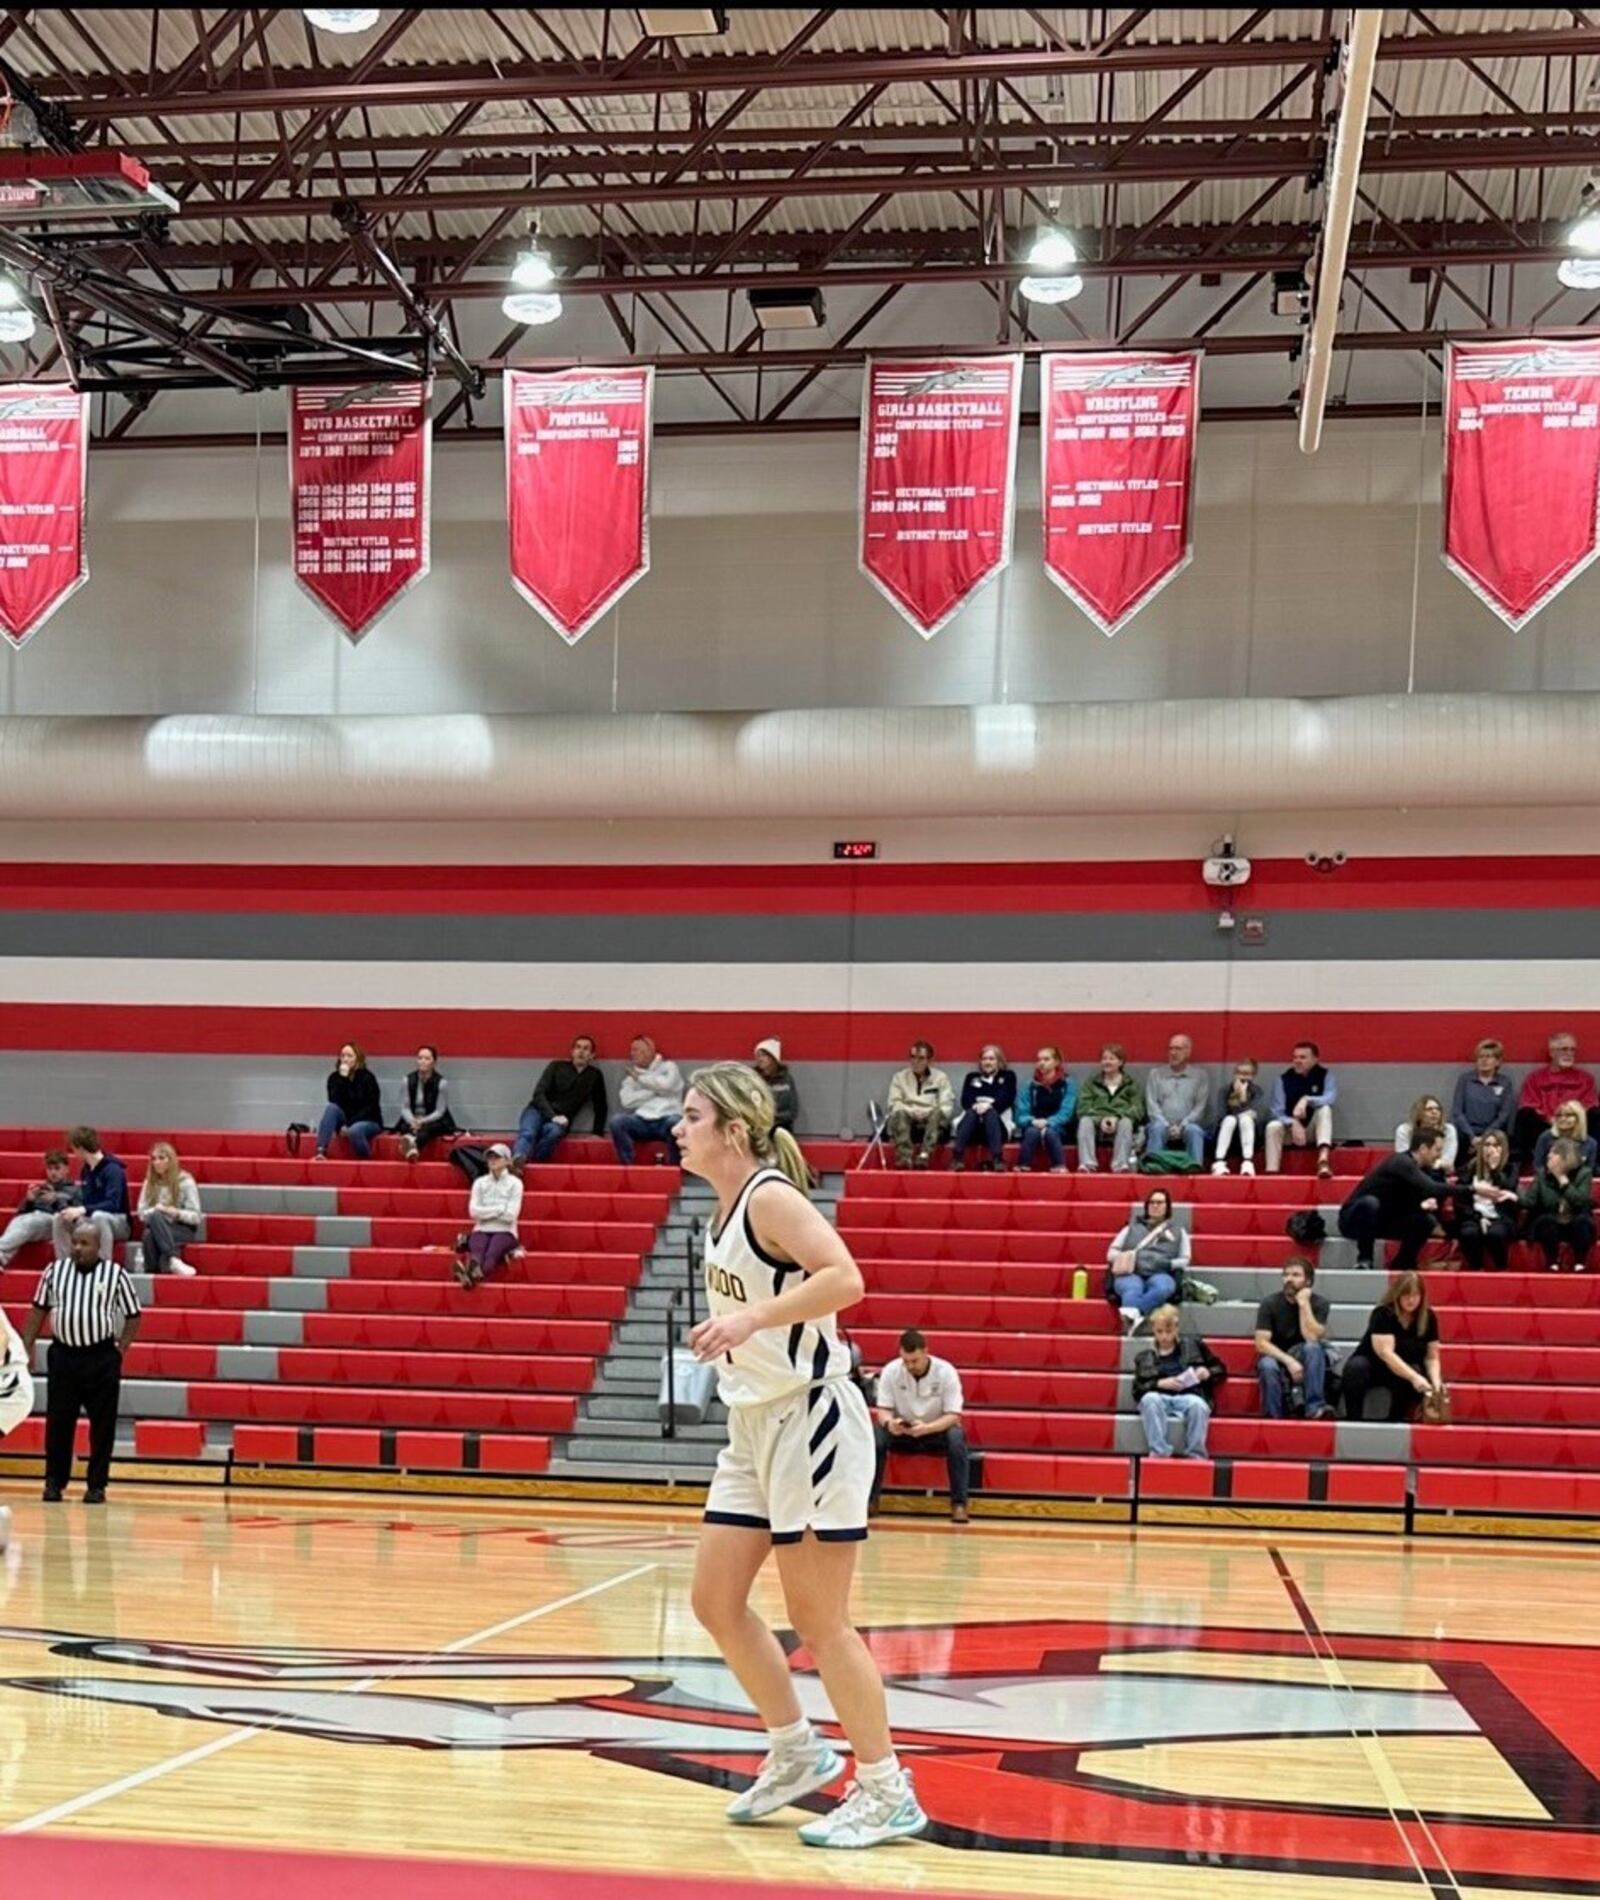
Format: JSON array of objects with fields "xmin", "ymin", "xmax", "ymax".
[{"xmin": 752, "ymin": 1038, "xmax": 800, "ymax": 1132}]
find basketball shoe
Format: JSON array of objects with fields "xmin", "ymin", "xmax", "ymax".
[
  {"xmin": 726, "ymin": 1738, "xmax": 843, "ymax": 1822},
  {"xmin": 797, "ymin": 1769, "xmax": 927, "ymax": 1848}
]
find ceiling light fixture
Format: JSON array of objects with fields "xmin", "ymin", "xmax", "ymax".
[
  {"xmin": 0, "ymin": 275, "xmax": 35, "ymax": 342},
  {"xmin": 1018, "ymin": 186, "xmax": 1083, "ymax": 306},
  {"xmin": 1558, "ymin": 179, "xmax": 1600, "ymax": 289},
  {"xmin": 302, "ymin": 9, "xmax": 381, "ymax": 34},
  {"xmin": 503, "ymin": 162, "xmax": 562, "ymax": 324}
]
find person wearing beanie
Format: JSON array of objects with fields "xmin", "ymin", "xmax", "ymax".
[{"xmin": 752, "ymin": 1038, "xmax": 801, "ymax": 1133}]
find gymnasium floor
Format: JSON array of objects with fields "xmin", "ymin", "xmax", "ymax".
[{"xmin": 0, "ymin": 1488, "xmax": 1591, "ymax": 1900}]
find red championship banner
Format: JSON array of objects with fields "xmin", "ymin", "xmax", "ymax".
[
  {"xmin": 505, "ymin": 365, "xmax": 654, "ymax": 643},
  {"xmin": 859, "ymin": 354, "xmax": 1022, "ymax": 638},
  {"xmin": 0, "ymin": 384, "xmax": 88, "ymax": 648},
  {"xmin": 290, "ymin": 380, "xmax": 431, "ymax": 642},
  {"xmin": 1040, "ymin": 350, "xmax": 1200, "ymax": 637},
  {"xmin": 1443, "ymin": 339, "xmax": 1600, "ymax": 630}
]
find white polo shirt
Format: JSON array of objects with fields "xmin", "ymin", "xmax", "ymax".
[{"xmin": 877, "ymin": 1354, "xmax": 964, "ymax": 1426}]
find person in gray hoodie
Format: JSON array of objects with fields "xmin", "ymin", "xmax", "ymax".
[{"xmin": 1146, "ymin": 1033, "xmax": 1211, "ymax": 1166}]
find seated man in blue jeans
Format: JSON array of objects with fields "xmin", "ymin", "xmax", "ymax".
[
  {"xmin": 1254, "ymin": 1255, "xmax": 1335, "ymax": 1421},
  {"xmin": 868, "ymin": 1328, "xmax": 970, "ymax": 1523},
  {"xmin": 608, "ymin": 1036, "xmax": 685, "ymax": 1164},
  {"xmin": 515, "ymin": 1035, "xmax": 608, "ymax": 1169},
  {"xmin": 1133, "ymin": 1305, "xmax": 1227, "ymax": 1458}
]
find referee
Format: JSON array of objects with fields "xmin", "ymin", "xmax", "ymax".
[{"xmin": 19, "ymin": 1221, "xmax": 142, "ymax": 1503}]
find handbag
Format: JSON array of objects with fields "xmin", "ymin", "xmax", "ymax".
[
  {"xmin": 1421, "ymin": 1384, "xmax": 1452, "ymax": 1425},
  {"xmin": 284, "ymin": 1121, "xmax": 310, "ymax": 1157}
]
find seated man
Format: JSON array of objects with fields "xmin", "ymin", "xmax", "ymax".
[
  {"xmin": 1134, "ymin": 1305, "xmax": 1227, "ymax": 1459},
  {"xmin": 608, "ymin": 1036, "xmax": 685, "ymax": 1165},
  {"xmin": 1450, "ymin": 1038, "xmax": 1516, "ymax": 1160},
  {"xmin": 1254, "ymin": 1256, "xmax": 1334, "ymax": 1421},
  {"xmin": 516, "ymin": 1035, "xmax": 608, "ymax": 1168},
  {"xmin": 1336, "ymin": 1128, "xmax": 1446, "ymax": 1273},
  {"xmin": 1513, "ymin": 1030, "xmax": 1598, "ymax": 1162},
  {"xmin": 0, "ymin": 1148, "xmax": 79, "ymax": 1267},
  {"xmin": 752, "ymin": 1038, "xmax": 800, "ymax": 1133},
  {"xmin": 869, "ymin": 1328, "xmax": 969, "ymax": 1523},
  {"xmin": 1265, "ymin": 1042, "xmax": 1338, "ymax": 1177},
  {"xmin": 883, "ymin": 1041, "xmax": 954, "ymax": 1170},
  {"xmin": 1145, "ymin": 1033, "xmax": 1211, "ymax": 1167},
  {"xmin": 50, "ymin": 1126, "xmax": 129, "ymax": 1264}
]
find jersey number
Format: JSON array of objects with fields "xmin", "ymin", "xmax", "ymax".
[{"xmin": 705, "ymin": 1264, "xmax": 747, "ymax": 1303}]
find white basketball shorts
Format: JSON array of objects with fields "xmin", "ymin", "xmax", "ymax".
[{"xmin": 704, "ymin": 1376, "xmax": 873, "ymax": 1543}]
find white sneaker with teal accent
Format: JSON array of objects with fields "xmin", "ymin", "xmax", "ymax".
[
  {"xmin": 726, "ymin": 1740, "xmax": 843, "ymax": 1823},
  {"xmin": 797, "ymin": 1771, "xmax": 928, "ymax": 1849}
]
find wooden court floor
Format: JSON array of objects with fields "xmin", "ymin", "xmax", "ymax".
[{"xmin": 0, "ymin": 1484, "xmax": 1594, "ymax": 1900}]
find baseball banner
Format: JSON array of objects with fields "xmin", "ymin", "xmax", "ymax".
[
  {"xmin": 858, "ymin": 354, "xmax": 1022, "ymax": 638},
  {"xmin": 1443, "ymin": 339, "xmax": 1600, "ymax": 630},
  {"xmin": 505, "ymin": 365, "xmax": 654, "ymax": 643},
  {"xmin": 0, "ymin": 383, "xmax": 88, "ymax": 647},
  {"xmin": 1040, "ymin": 350, "xmax": 1201, "ymax": 637}
]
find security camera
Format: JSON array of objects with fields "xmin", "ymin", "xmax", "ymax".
[
  {"xmin": 1203, "ymin": 837, "xmax": 1252, "ymax": 889},
  {"xmin": 1305, "ymin": 850, "xmax": 1348, "ymax": 874},
  {"xmin": 1216, "ymin": 907, "xmax": 1237, "ymax": 932}
]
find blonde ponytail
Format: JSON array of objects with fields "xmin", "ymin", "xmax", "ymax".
[{"xmin": 688, "ymin": 1061, "xmax": 814, "ymax": 1193}]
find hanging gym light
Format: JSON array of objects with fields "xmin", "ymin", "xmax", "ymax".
[
  {"xmin": 503, "ymin": 164, "xmax": 562, "ymax": 324},
  {"xmin": 302, "ymin": 9, "xmax": 381, "ymax": 32},
  {"xmin": 1018, "ymin": 186, "xmax": 1083, "ymax": 306},
  {"xmin": 1559, "ymin": 184, "xmax": 1600, "ymax": 291},
  {"xmin": 0, "ymin": 274, "xmax": 35, "ymax": 343}
]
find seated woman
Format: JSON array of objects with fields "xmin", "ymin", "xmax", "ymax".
[
  {"xmin": 1212, "ymin": 1057, "xmax": 1264, "ymax": 1177},
  {"xmin": 1340, "ymin": 1270, "xmax": 1443, "ymax": 1421},
  {"xmin": 1106, "ymin": 1188, "xmax": 1190, "ymax": 1334},
  {"xmin": 1395, "ymin": 1094, "xmax": 1458, "ymax": 1173},
  {"xmin": 1013, "ymin": 1045, "xmax": 1076, "ymax": 1174},
  {"xmin": 949, "ymin": 1044, "xmax": 1017, "ymax": 1173},
  {"xmin": 392, "ymin": 1043, "xmax": 458, "ymax": 1161},
  {"xmin": 1532, "ymin": 1099, "xmax": 1599, "ymax": 1174},
  {"xmin": 1076, "ymin": 1043, "xmax": 1146, "ymax": 1174},
  {"xmin": 1452, "ymin": 1129, "xmax": 1519, "ymax": 1273},
  {"xmin": 1133, "ymin": 1304, "xmax": 1227, "ymax": 1459},
  {"xmin": 455, "ymin": 1144, "xmax": 524, "ymax": 1288},
  {"xmin": 316, "ymin": 1042, "xmax": 384, "ymax": 1161},
  {"xmin": 137, "ymin": 1141, "xmax": 201, "ymax": 1277},
  {"xmin": 1520, "ymin": 1135, "xmax": 1596, "ymax": 1271}
]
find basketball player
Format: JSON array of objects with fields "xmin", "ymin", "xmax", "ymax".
[
  {"xmin": 0, "ymin": 1308, "xmax": 36, "ymax": 1549},
  {"xmin": 679, "ymin": 1062, "xmax": 926, "ymax": 1850}
]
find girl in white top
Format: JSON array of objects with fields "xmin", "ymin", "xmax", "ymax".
[
  {"xmin": 679, "ymin": 1062, "xmax": 926, "ymax": 1852},
  {"xmin": 138, "ymin": 1142, "xmax": 202, "ymax": 1276},
  {"xmin": 456, "ymin": 1144, "xmax": 524, "ymax": 1288}
]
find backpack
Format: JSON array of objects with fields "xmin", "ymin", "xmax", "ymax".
[
  {"xmin": 1138, "ymin": 1149, "xmax": 1202, "ymax": 1175},
  {"xmin": 284, "ymin": 1121, "xmax": 311, "ymax": 1157},
  {"xmin": 1286, "ymin": 1209, "xmax": 1327, "ymax": 1248},
  {"xmin": 448, "ymin": 1143, "xmax": 491, "ymax": 1184}
]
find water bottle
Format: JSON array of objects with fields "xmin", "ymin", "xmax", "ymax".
[{"xmin": 1071, "ymin": 1265, "xmax": 1088, "ymax": 1301}]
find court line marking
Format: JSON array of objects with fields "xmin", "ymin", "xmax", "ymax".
[{"xmin": 2, "ymin": 1559, "xmax": 659, "ymax": 1836}]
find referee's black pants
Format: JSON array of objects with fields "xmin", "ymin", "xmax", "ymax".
[{"xmin": 46, "ymin": 1340, "xmax": 122, "ymax": 1493}]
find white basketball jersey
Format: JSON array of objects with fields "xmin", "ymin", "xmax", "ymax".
[
  {"xmin": 702, "ymin": 1166, "xmax": 851, "ymax": 1409},
  {"xmin": 0, "ymin": 1312, "xmax": 34, "ymax": 1437}
]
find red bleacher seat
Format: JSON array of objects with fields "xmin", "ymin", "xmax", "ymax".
[
  {"xmin": 395, "ymin": 1430, "xmax": 464, "ymax": 1470},
  {"xmin": 1327, "ymin": 1464, "xmax": 1407, "ymax": 1507},
  {"xmin": 312, "ymin": 1428, "xmax": 382, "ymax": 1466},
  {"xmin": 133, "ymin": 1420, "xmax": 205, "ymax": 1459},
  {"xmin": 1139, "ymin": 1459, "xmax": 1216, "ymax": 1499},
  {"xmin": 980, "ymin": 1453, "xmax": 1132, "ymax": 1497},
  {"xmin": 232, "ymin": 1424, "xmax": 299, "ymax": 1463},
  {"xmin": 1231, "ymin": 1461, "xmax": 1310, "ymax": 1502},
  {"xmin": 477, "ymin": 1435, "xmax": 552, "ymax": 1474}
]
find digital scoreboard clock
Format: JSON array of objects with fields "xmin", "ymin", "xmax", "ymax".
[{"xmin": 832, "ymin": 841, "xmax": 879, "ymax": 860}]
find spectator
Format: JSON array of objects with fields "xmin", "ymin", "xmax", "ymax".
[
  {"xmin": 315, "ymin": 1042, "xmax": 383, "ymax": 1161},
  {"xmin": 1532, "ymin": 1100, "xmax": 1599, "ymax": 1174},
  {"xmin": 869, "ymin": 1327, "xmax": 969, "ymax": 1523},
  {"xmin": 950, "ymin": 1045, "xmax": 1018, "ymax": 1173},
  {"xmin": 1134, "ymin": 1304, "xmax": 1227, "ymax": 1458},
  {"xmin": 1146, "ymin": 1033, "xmax": 1211, "ymax": 1167},
  {"xmin": 1212, "ymin": 1059, "xmax": 1265, "ymax": 1177},
  {"xmin": 1337, "ymin": 1128, "xmax": 1446, "ymax": 1273},
  {"xmin": 1107, "ymin": 1187, "xmax": 1190, "ymax": 1333},
  {"xmin": 1450, "ymin": 1038, "xmax": 1516, "ymax": 1158},
  {"xmin": 0, "ymin": 1148, "xmax": 79, "ymax": 1268},
  {"xmin": 1076, "ymin": 1044, "xmax": 1146, "ymax": 1175},
  {"xmin": 884, "ymin": 1041, "xmax": 954, "ymax": 1170},
  {"xmin": 136, "ymin": 1142, "xmax": 201, "ymax": 1277},
  {"xmin": 454, "ymin": 1143, "xmax": 524, "ymax": 1288},
  {"xmin": 1395, "ymin": 1095, "xmax": 1458, "ymax": 1173},
  {"xmin": 609, "ymin": 1036, "xmax": 685, "ymax": 1165},
  {"xmin": 1340, "ymin": 1270, "xmax": 1443, "ymax": 1421},
  {"xmin": 51, "ymin": 1127, "xmax": 130, "ymax": 1264},
  {"xmin": 1254, "ymin": 1256, "xmax": 1334, "ymax": 1420},
  {"xmin": 1514, "ymin": 1031, "xmax": 1599, "ymax": 1162},
  {"xmin": 1265, "ymin": 1042, "xmax": 1338, "ymax": 1178},
  {"xmin": 1520, "ymin": 1135, "xmax": 1595, "ymax": 1272},
  {"xmin": 752, "ymin": 1039, "xmax": 800, "ymax": 1133},
  {"xmin": 392, "ymin": 1044, "xmax": 458, "ymax": 1162},
  {"xmin": 1014, "ymin": 1045, "xmax": 1076, "ymax": 1174},
  {"xmin": 515, "ymin": 1035, "xmax": 608, "ymax": 1169},
  {"xmin": 1453, "ymin": 1129, "xmax": 1519, "ymax": 1273}
]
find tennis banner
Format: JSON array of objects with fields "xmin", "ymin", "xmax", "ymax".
[
  {"xmin": 1443, "ymin": 339, "xmax": 1600, "ymax": 630},
  {"xmin": 0, "ymin": 383, "xmax": 88, "ymax": 647},
  {"xmin": 1040, "ymin": 349, "xmax": 1201, "ymax": 637},
  {"xmin": 505, "ymin": 365, "xmax": 654, "ymax": 643},
  {"xmin": 858, "ymin": 354, "xmax": 1022, "ymax": 638}
]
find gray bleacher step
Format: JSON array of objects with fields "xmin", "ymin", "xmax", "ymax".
[
  {"xmin": 315, "ymin": 1217, "xmax": 372, "ymax": 1247},
  {"xmin": 244, "ymin": 1310, "xmax": 306, "ymax": 1345},
  {"xmin": 202, "ymin": 1185, "xmax": 342, "ymax": 1215},
  {"xmin": 585, "ymin": 1394, "xmax": 722, "ymax": 1425},
  {"xmin": 575, "ymin": 1415, "xmax": 726, "ymax": 1443},
  {"xmin": 291, "ymin": 1246, "xmax": 352, "ymax": 1279},
  {"xmin": 558, "ymin": 1436, "xmax": 721, "ymax": 1468}
]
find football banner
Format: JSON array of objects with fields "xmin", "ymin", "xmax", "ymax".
[
  {"xmin": 1040, "ymin": 349, "xmax": 1200, "ymax": 637},
  {"xmin": 858, "ymin": 354, "xmax": 1022, "ymax": 638},
  {"xmin": 1443, "ymin": 339, "xmax": 1600, "ymax": 630},
  {"xmin": 290, "ymin": 380, "xmax": 431, "ymax": 641},
  {"xmin": 0, "ymin": 383, "xmax": 88, "ymax": 647},
  {"xmin": 505, "ymin": 365, "xmax": 654, "ymax": 643}
]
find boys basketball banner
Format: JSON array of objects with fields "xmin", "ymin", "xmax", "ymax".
[
  {"xmin": 1040, "ymin": 350, "xmax": 1200, "ymax": 637},
  {"xmin": 859, "ymin": 354, "xmax": 1022, "ymax": 638},
  {"xmin": 290, "ymin": 380, "xmax": 431, "ymax": 642},
  {"xmin": 0, "ymin": 384, "xmax": 88, "ymax": 648},
  {"xmin": 1443, "ymin": 340, "xmax": 1600, "ymax": 630},
  {"xmin": 505, "ymin": 365, "xmax": 654, "ymax": 643}
]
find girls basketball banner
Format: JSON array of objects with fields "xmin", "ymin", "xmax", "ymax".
[
  {"xmin": 1040, "ymin": 350, "xmax": 1200, "ymax": 637},
  {"xmin": 1443, "ymin": 339, "xmax": 1600, "ymax": 630},
  {"xmin": 859, "ymin": 354, "xmax": 1022, "ymax": 638},
  {"xmin": 0, "ymin": 384, "xmax": 88, "ymax": 648},
  {"xmin": 505, "ymin": 365, "xmax": 654, "ymax": 643},
  {"xmin": 290, "ymin": 380, "xmax": 431, "ymax": 642}
]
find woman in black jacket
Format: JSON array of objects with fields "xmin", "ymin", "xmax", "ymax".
[
  {"xmin": 950, "ymin": 1044, "xmax": 1018, "ymax": 1172},
  {"xmin": 1451, "ymin": 1129, "xmax": 1519, "ymax": 1272},
  {"xmin": 315, "ymin": 1041, "xmax": 384, "ymax": 1160},
  {"xmin": 392, "ymin": 1044, "xmax": 458, "ymax": 1160}
]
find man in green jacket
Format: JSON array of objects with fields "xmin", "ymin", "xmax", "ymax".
[{"xmin": 1076, "ymin": 1043, "xmax": 1147, "ymax": 1173}]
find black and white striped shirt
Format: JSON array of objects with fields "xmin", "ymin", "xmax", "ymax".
[{"xmin": 32, "ymin": 1256, "xmax": 141, "ymax": 1348}]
